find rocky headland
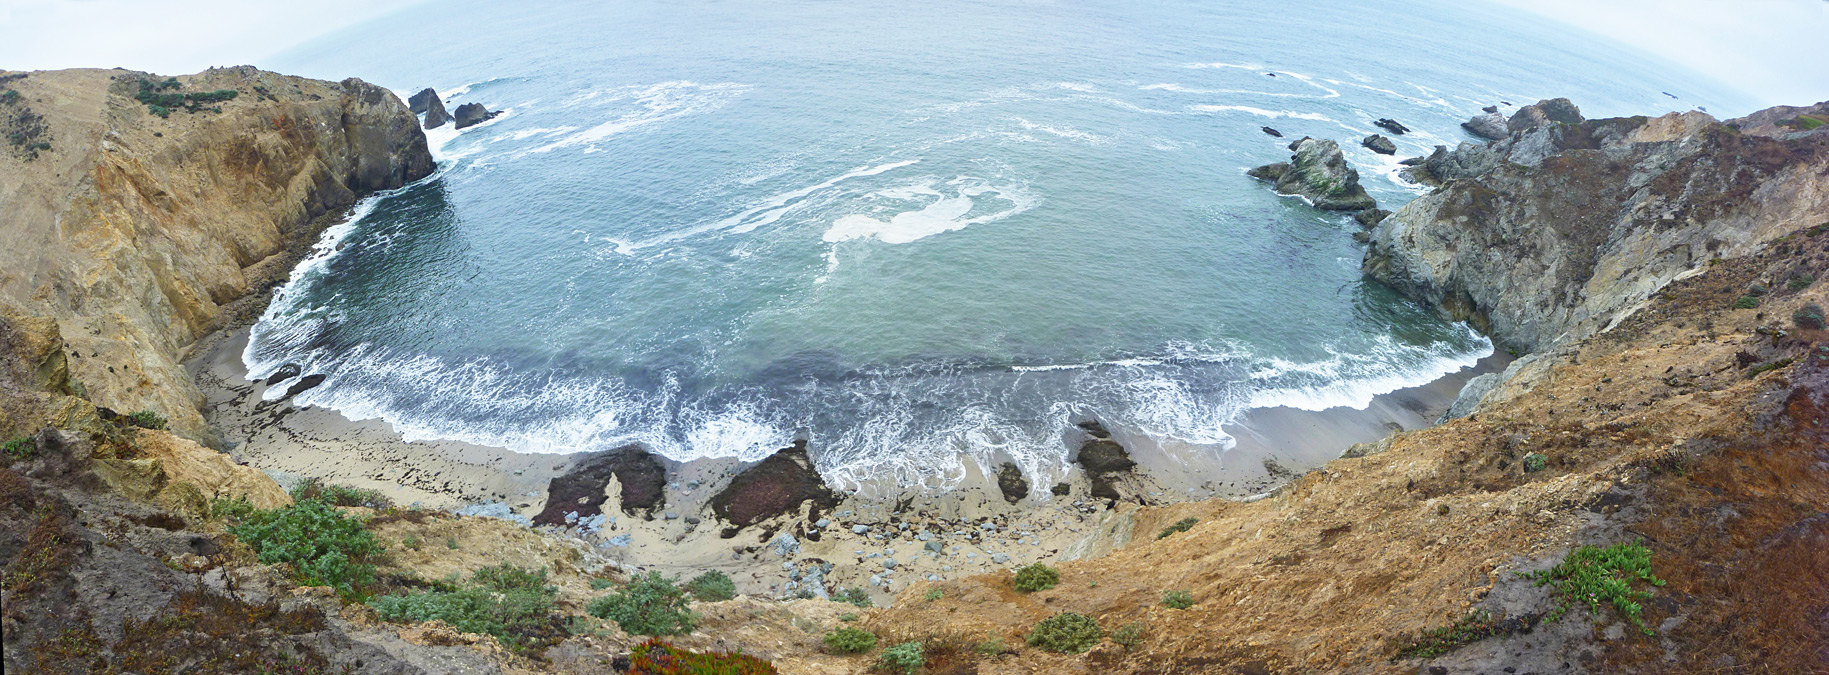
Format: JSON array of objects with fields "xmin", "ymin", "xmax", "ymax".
[{"xmin": 2, "ymin": 63, "xmax": 1826, "ymax": 675}]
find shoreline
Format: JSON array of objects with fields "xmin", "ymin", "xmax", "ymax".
[{"xmin": 187, "ymin": 320, "xmax": 1504, "ymax": 601}]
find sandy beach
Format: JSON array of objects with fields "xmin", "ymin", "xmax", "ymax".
[{"xmin": 187, "ymin": 322, "xmax": 1502, "ymax": 603}]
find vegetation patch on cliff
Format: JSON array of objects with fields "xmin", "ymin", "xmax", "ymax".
[{"xmin": 133, "ymin": 77, "xmax": 239, "ymax": 117}]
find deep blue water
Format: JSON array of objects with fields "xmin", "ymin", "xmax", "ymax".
[{"xmin": 251, "ymin": 0, "xmax": 1752, "ymax": 489}]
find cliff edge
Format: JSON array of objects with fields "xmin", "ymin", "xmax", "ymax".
[{"xmin": 0, "ymin": 67, "xmax": 433, "ymax": 438}]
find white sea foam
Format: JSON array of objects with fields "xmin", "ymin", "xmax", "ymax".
[
  {"xmin": 821, "ymin": 176, "xmax": 1035, "ymax": 244},
  {"xmin": 1012, "ymin": 117, "xmax": 1105, "ymax": 144},
  {"xmin": 526, "ymin": 81, "xmax": 748, "ymax": 154},
  {"xmin": 1188, "ymin": 104, "xmax": 1333, "ymax": 120}
]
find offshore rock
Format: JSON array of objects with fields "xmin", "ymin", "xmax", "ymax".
[
  {"xmin": 1365, "ymin": 102, "xmax": 1829, "ymax": 352},
  {"xmin": 422, "ymin": 92, "xmax": 452, "ymax": 129},
  {"xmin": 1248, "ymin": 138, "xmax": 1378, "ymax": 211},
  {"xmin": 1373, "ymin": 118, "xmax": 1410, "ymax": 135},
  {"xmin": 407, "ymin": 87, "xmax": 438, "ymax": 114},
  {"xmin": 452, "ymin": 102, "xmax": 500, "ymax": 129},
  {"xmin": 710, "ymin": 440, "xmax": 841, "ymax": 532},
  {"xmin": 1353, "ymin": 208, "xmax": 1391, "ymax": 229},
  {"xmin": 1261, "ymin": 126, "xmax": 1283, "ymax": 138},
  {"xmin": 1361, "ymin": 134, "xmax": 1397, "ymax": 155}
]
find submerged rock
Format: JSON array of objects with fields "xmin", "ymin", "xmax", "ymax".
[
  {"xmin": 264, "ymin": 363, "xmax": 301, "ymax": 386},
  {"xmin": 1361, "ymin": 134, "xmax": 1397, "ymax": 155},
  {"xmin": 1353, "ymin": 208, "xmax": 1392, "ymax": 229},
  {"xmin": 452, "ymin": 102, "xmax": 500, "ymax": 129},
  {"xmin": 1247, "ymin": 138, "xmax": 1379, "ymax": 211},
  {"xmin": 532, "ymin": 444, "xmax": 666, "ymax": 526},
  {"xmin": 281, "ymin": 374, "xmax": 325, "ymax": 399},
  {"xmin": 1261, "ymin": 126, "xmax": 1283, "ymax": 138},
  {"xmin": 995, "ymin": 462, "xmax": 1029, "ymax": 504},
  {"xmin": 709, "ymin": 440, "xmax": 841, "ymax": 533}
]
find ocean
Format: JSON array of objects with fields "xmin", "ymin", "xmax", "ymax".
[{"xmin": 250, "ymin": 0, "xmax": 1753, "ymax": 490}]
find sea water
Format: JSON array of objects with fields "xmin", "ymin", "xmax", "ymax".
[{"xmin": 250, "ymin": 0, "xmax": 1753, "ymax": 490}]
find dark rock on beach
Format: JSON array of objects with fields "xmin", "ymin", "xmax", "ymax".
[
  {"xmin": 1373, "ymin": 118, "xmax": 1409, "ymax": 135},
  {"xmin": 264, "ymin": 363, "xmax": 301, "ymax": 386},
  {"xmin": 1076, "ymin": 436, "xmax": 1137, "ymax": 502},
  {"xmin": 1462, "ymin": 111, "xmax": 1510, "ymax": 141},
  {"xmin": 710, "ymin": 440, "xmax": 841, "ymax": 532},
  {"xmin": 1261, "ymin": 126, "xmax": 1283, "ymax": 138},
  {"xmin": 995, "ymin": 463, "xmax": 1029, "ymax": 504},
  {"xmin": 533, "ymin": 444, "xmax": 666, "ymax": 526},
  {"xmin": 1248, "ymin": 137, "xmax": 1379, "ymax": 211},
  {"xmin": 281, "ymin": 374, "xmax": 325, "ymax": 399},
  {"xmin": 452, "ymin": 102, "xmax": 500, "ymax": 130},
  {"xmin": 1361, "ymin": 134, "xmax": 1396, "ymax": 155}
]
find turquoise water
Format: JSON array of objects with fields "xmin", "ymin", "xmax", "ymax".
[{"xmin": 251, "ymin": 0, "xmax": 1752, "ymax": 488}]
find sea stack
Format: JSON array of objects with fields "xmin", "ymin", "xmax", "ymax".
[
  {"xmin": 453, "ymin": 102, "xmax": 500, "ymax": 129},
  {"xmin": 1247, "ymin": 137, "xmax": 1379, "ymax": 211}
]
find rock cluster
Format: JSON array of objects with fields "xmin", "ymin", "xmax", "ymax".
[{"xmin": 708, "ymin": 440, "xmax": 842, "ymax": 534}]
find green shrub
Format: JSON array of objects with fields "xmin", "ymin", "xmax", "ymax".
[
  {"xmin": 590, "ymin": 577, "xmax": 615, "ymax": 590},
  {"xmin": 1026, "ymin": 612, "xmax": 1102, "ymax": 654},
  {"xmin": 208, "ymin": 495, "xmax": 257, "ymax": 521},
  {"xmin": 1526, "ymin": 540, "xmax": 1666, "ymax": 635},
  {"xmin": 629, "ymin": 638, "xmax": 778, "ymax": 674},
  {"xmin": 402, "ymin": 535, "xmax": 422, "ymax": 550},
  {"xmin": 1747, "ymin": 281, "xmax": 1769, "ymax": 297},
  {"xmin": 445, "ymin": 536, "xmax": 459, "ymax": 549},
  {"xmin": 923, "ymin": 588, "xmax": 943, "ymax": 601},
  {"xmin": 1791, "ymin": 273, "xmax": 1817, "ymax": 292},
  {"xmin": 0, "ymin": 90, "xmax": 19, "ymax": 105},
  {"xmin": 1157, "ymin": 516, "xmax": 1198, "ymax": 540},
  {"xmin": 1786, "ymin": 114, "xmax": 1826, "ymax": 131},
  {"xmin": 833, "ymin": 586, "xmax": 872, "ymax": 608},
  {"xmin": 838, "ymin": 613, "xmax": 859, "ymax": 622},
  {"xmin": 228, "ymin": 497, "xmax": 382, "ymax": 598},
  {"xmin": 1162, "ymin": 589, "xmax": 1194, "ymax": 609},
  {"xmin": 290, "ymin": 478, "xmax": 392, "ymax": 509},
  {"xmin": 125, "ymin": 410, "xmax": 168, "ymax": 430},
  {"xmin": 1012, "ymin": 563, "xmax": 1059, "ymax": 592},
  {"xmin": 1523, "ymin": 452, "xmax": 1548, "ymax": 473},
  {"xmin": 588, "ymin": 571, "xmax": 696, "ymax": 636},
  {"xmin": 875, "ymin": 641, "xmax": 924, "ymax": 674},
  {"xmin": 973, "ymin": 635, "xmax": 1007, "ymax": 655},
  {"xmin": 1795, "ymin": 303, "xmax": 1826, "ymax": 330},
  {"xmin": 684, "ymin": 570, "xmax": 736, "ymax": 602},
  {"xmin": 134, "ymin": 78, "xmax": 238, "ymax": 117},
  {"xmin": 822, "ymin": 626, "xmax": 877, "ymax": 654},
  {"xmin": 1731, "ymin": 296, "xmax": 1760, "ymax": 310},
  {"xmin": 1111, "ymin": 621, "xmax": 1146, "ymax": 650},
  {"xmin": 3, "ymin": 436, "xmax": 34, "ymax": 461},
  {"xmin": 370, "ymin": 564, "xmax": 560, "ymax": 649}
]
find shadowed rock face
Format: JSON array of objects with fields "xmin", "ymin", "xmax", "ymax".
[
  {"xmin": 709, "ymin": 440, "xmax": 840, "ymax": 532},
  {"xmin": 453, "ymin": 102, "xmax": 499, "ymax": 129},
  {"xmin": 996, "ymin": 463, "xmax": 1029, "ymax": 504},
  {"xmin": 532, "ymin": 445, "xmax": 667, "ymax": 525},
  {"xmin": 1367, "ymin": 102, "xmax": 1829, "ymax": 352},
  {"xmin": 1248, "ymin": 138, "xmax": 1378, "ymax": 211}
]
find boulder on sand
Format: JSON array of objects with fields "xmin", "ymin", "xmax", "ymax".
[
  {"xmin": 1076, "ymin": 434, "xmax": 1138, "ymax": 502},
  {"xmin": 1361, "ymin": 134, "xmax": 1397, "ymax": 155},
  {"xmin": 453, "ymin": 102, "xmax": 500, "ymax": 129},
  {"xmin": 709, "ymin": 440, "xmax": 841, "ymax": 534},
  {"xmin": 533, "ymin": 444, "xmax": 667, "ymax": 526},
  {"xmin": 1247, "ymin": 138, "xmax": 1379, "ymax": 211},
  {"xmin": 996, "ymin": 463, "xmax": 1029, "ymax": 504}
]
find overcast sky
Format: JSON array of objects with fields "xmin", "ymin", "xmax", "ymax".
[{"xmin": 2, "ymin": 0, "xmax": 1824, "ymax": 109}]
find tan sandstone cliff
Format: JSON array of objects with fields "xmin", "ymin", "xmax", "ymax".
[{"xmin": 0, "ymin": 66, "xmax": 433, "ymax": 438}]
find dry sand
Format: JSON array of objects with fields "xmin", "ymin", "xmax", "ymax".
[{"xmin": 188, "ymin": 325, "xmax": 1499, "ymax": 604}]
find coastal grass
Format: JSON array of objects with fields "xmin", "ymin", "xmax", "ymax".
[
  {"xmin": 369, "ymin": 564, "xmax": 563, "ymax": 651},
  {"xmin": 875, "ymin": 641, "xmax": 924, "ymax": 674},
  {"xmin": 684, "ymin": 570, "xmax": 736, "ymax": 602},
  {"xmin": 588, "ymin": 571, "xmax": 697, "ymax": 636},
  {"xmin": 1157, "ymin": 516, "xmax": 1198, "ymax": 540},
  {"xmin": 1527, "ymin": 540, "xmax": 1665, "ymax": 635},
  {"xmin": 822, "ymin": 626, "xmax": 877, "ymax": 654},
  {"xmin": 1026, "ymin": 612, "xmax": 1102, "ymax": 654},
  {"xmin": 1391, "ymin": 610, "xmax": 1506, "ymax": 660},
  {"xmin": 1012, "ymin": 563, "xmax": 1059, "ymax": 592}
]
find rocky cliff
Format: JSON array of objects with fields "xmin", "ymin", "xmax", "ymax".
[
  {"xmin": 1364, "ymin": 99, "xmax": 1829, "ymax": 353},
  {"xmin": 0, "ymin": 67, "xmax": 433, "ymax": 438}
]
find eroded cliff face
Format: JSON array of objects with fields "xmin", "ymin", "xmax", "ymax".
[
  {"xmin": 1364, "ymin": 101, "xmax": 1829, "ymax": 353},
  {"xmin": 0, "ymin": 67, "xmax": 432, "ymax": 437}
]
